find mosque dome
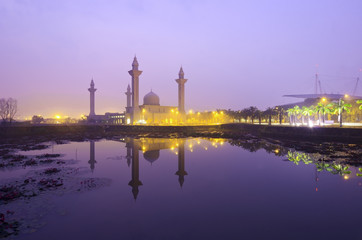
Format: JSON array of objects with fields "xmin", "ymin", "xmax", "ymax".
[
  {"xmin": 143, "ymin": 150, "xmax": 160, "ymax": 164},
  {"xmin": 143, "ymin": 91, "xmax": 160, "ymax": 105}
]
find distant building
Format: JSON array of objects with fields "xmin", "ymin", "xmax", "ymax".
[
  {"xmin": 87, "ymin": 80, "xmax": 125, "ymax": 124},
  {"xmin": 280, "ymin": 93, "xmax": 362, "ymax": 109}
]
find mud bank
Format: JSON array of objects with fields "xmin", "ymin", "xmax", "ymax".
[{"xmin": 0, "ymin": 124, "xmax": 361, "ymax": 143}]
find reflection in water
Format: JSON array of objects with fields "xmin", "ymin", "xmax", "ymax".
[
  {"xmin": 124, "ymin": 138, "xmax": 188, "ymax": 199},
  {"xmin": 87, "ymin": 137, "xmax": 362, "ymax": 199},
  {"xmin": 128, "ymin": 138, "xmax": 143, "ymax": 200},
  {"xmin": 175, "ymin": 139, "xmax": 187, "ymax": 187},
  {"xmin": 88, "ymin": 140, "xmax": 97, "ymax": 172}
]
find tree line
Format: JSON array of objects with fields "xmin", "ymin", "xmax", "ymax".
[
  {"xmin": 224, "ymin": 106, "xmax": 285, "ymax": 125},
  {"xmin": 224, "ymin": 99, "xmax": 362, "ymax": 127},
  {"xmin": 286, "ymin": 99, "xmax": 362, "ymax": 127}
]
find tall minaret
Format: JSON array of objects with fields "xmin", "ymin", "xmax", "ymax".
[
  {"xmin": 175, "ymin": 139, "xmax": 187, "ymax": 187},
  {"xmin": 125, "ymin": 84, "xmax": 132, "ymax": 114},
  {"xmin": 175, "ymin": 67, "xmax": 188, "ymax": 115},
  {"xmin": 128, "ymin": 57, "xmax": 142, "ymax": 123},
  {"xmin": 88, "ymin": 79, "xmax": 97, "ymax": 116}
]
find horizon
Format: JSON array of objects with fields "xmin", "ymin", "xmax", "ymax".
[{"xmin": 1, "ymin": 0, "xmax": 362, "ymax": 119}]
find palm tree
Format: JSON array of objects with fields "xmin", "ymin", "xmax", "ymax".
[
  {"xmin": 301, "ymin": 106, "xmax": 308, "ymax": 125},
  {"xmin": 302, "ymin": 105, "xmax": 315, "ymax": 125},
  {"xmin": 245, "ymin": 106, "xmax": 258, "ymax": 124},
  {"xmin": 330, "ymin": 100, "xmax": 352, "ymax": 127},
  {"xmin": 264, "ymin": 107, "xmax": 276, "ymax": 125},
  {"xmin": 357, "ymin": 100, "xmax": 362, "ymax": 110},
  {"xmin": 315, "ymin": 102, "xmax": 329, "ymax": 125},
  {"xmin": 255, "ymin": 109, "xmax": 262, "ymax": 125},
  {"xmin": 275, "ymin": 107, "xmax": 285, "ymax": 125},
  {"xmin": 286, "ymin": 108, "xmax": 294, "ymax": 125},
  {"xmin": 293, "ymin": 105, "xmax": 301, "ymax": 124}
]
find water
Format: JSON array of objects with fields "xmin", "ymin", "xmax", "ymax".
[{"xmin": 1, "ymin": 137, "xmax": 362, "ymax": 240}]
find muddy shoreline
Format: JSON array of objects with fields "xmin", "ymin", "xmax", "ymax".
[{"xmin": 1, "ymin": 124, "xmax": 361, "ymax": 143}]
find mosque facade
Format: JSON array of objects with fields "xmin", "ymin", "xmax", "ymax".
[
  {"xmin": 125, "ymin": 57, "xmax": 188, "ymax": 125},
  {"xmin": 87, "ymin": 57, "xmax": 188, "ymax": 125}
]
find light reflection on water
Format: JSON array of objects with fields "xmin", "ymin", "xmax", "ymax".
[{"xmin": 2, "ymin": 137, "xmax": 362, "ymax": 240}]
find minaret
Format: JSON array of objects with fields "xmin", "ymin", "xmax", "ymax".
[
  {"xmin": 128, "ymin": 57, "xmax": 143, "ymax": 124},
  {"xmin": 88, "ymin": 140, "xmax": 97, "ymax": 172},
  {"xmin": 128, "ymin": 139, "xmax": 142, "ymax": 200},
  {"xmin": 175, "ymin": 139, "xmax": 187, "ymax": 187},
  {"xmin": 175, "ymin": 67, "xmax": 188, "ymax": 115},
  {"xmin": 125, "ymin": 84, "xmax": 132, "ymax": 114},
  {"xmin": 88, "ymin": 79, "xmax": 97, "ymax": 116}
]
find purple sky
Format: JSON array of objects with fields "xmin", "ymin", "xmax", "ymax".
[{"xmin": 1, "ymin": 0, "xmax": 362, "ymax": 119}]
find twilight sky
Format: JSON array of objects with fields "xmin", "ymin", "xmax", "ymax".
[{"xmin": 1, "ymin": 0, "xmax": 362, "ymax": 119}]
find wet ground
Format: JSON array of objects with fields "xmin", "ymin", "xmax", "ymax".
[{"xmin": 0, "ymin": 135, "xmax": 361, "ymax": 239}]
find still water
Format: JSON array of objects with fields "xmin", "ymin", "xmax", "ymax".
[{"xmin": 1, "ymin": 137, "xmax": 362, "ymax": 240}]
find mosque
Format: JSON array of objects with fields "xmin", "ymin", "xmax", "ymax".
[
  {"xmin": 88, "ymin": 57, "xmax": 188, "ymax": 125},
  {"xmin": 125, "ymin": 56, "xmax": 188, "ymax": 124}
]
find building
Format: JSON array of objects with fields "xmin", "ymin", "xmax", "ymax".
[
  {"xmin": 87, "ymin": 57, "xmax": 188, "ymax": 125},
  {"xmin": 125, "ymin": 57, "xmax": 188, "ymax": 124}
]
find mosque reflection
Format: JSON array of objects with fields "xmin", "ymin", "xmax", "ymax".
[
  {"xmin": 88, "ymin": 137, "xmax": 361, "ymax": 200},
  {"xmin": 87, "ymin": 137, "xmax": 289, "ymax": 200},
  {"xmin": 88, "ymin": 138, "xmax": 193, "ymax": 200},
  {"xmin": 124, "ymin": 138, "xmax": 188, "ymax": 199}
]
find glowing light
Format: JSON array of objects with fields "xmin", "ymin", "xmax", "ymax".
[
  {"xmin": 142, "ymin": 109, "xmax": 146, "ymax": 113},
  {"xmin": 55, "ymin": 115, "xmax": 61, "ymax": 119},
  {"xmin": 344, "ymin": 175, "xmax": 349, "ymax": 180},
  {"xmin": 322, "ymin": 98, "xmax": 326, "ymax": 102},
  {"xmin": 344, "ymin": 94, "xmax": 349, "ymax": 98},
  {"xmin": 274, "ymin": 149, "xmax": 279, "ymax": 154},
  {"xmin": 188, "ymin": 110, "xmax": 193, "ymax": 114},
  {"xmin": 171, "ymin": 109, "xmax": 174, "ymax": 113}
]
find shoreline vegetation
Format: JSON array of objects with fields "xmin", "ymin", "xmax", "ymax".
[{"xmin": 0, "ymin": 123, "xmax": 361, "ymax": 143}]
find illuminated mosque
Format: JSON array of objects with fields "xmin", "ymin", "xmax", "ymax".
[
  {"xmin": 87, "ymin": 57, "xmax": 188, "ymax": 125},
  {"xmin": 125, "ymin": 57, "xmax": 188, "ymax": 124}
]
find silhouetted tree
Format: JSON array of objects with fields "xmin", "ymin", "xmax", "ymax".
[
  {"xmin": 0, "ymin": 98, "xmax": 17, "ymax": 123},
  {"xmin": 7, "ymin": 98, "xmax": 17, "ymax": 123},
  {"xmin": 0, "ymin": 98, "xmax": 8, "ymax": 123},
  {"xmin": 263, "ymin": 107, "xmax": 277, "ymax": 125}
]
